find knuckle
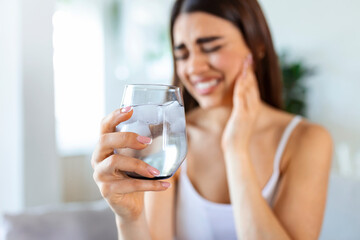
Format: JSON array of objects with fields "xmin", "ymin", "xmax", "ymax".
[
  {"xmin": 90, "ymin": 156, "xmax": 96, "ymax": 169},
  {"xmin": 127, "ymin": 132, "xmax": 138, "ymax": 139},
  {"xmin": 107, "ymin": 154, "xmax": 118, "ymax": 168},
  {"xmin": 99, "ymin": 133, "xmax": 108, "ymax": 146},
  {"xmin": 148, "ymin": 180, "xmax": 160, "ymax": 190},
  {"xmin": 100, "ymin": 117, "xmax": 109, "ymax": 130},
  {"xmin": 92, "ymin": 170, "xmax": 101, "ymax": 182},
  {"xmin": 100, "ymin": 116, "xmax": 107, "ymax": 125},
  {"xmin": 155, "ymin": 181, "xmax": 164, "ymax": 190},
  {"xmin": 99, "ymin": 183, "xmax": 111, "ymax": 198},
  {"xmin": 121, "ymin": 132, "xmax": 134, "ymax": 141},
  {"xmin": 133, "ymin": 158, "xmax": 143, "ymax": 169},
  {"xmin": 119, "ymin": 132, "xmax": 137, "ymax": 147},
  {"xmin": 118, "ymin": 132, "xmax": 127, "ymax": 143},
  {"xmin": 132, "ymin": 179, "xmax": 143, "ymax": 190}
]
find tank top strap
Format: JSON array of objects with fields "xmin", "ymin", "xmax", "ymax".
[
  {"xmin": 273, "ymin": 115, "xmax": 303, "ymax": 172},
  {"xmin": 262, "ymin": 115, "xmax": 302, "ymax": 199}
]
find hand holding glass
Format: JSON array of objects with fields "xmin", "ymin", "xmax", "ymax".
[{"xmin": 116, "ymin": 84, "xmax": 187, "ymax": 180}]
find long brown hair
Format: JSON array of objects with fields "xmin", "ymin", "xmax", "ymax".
[{"xmin": 170, "ymin": 0, "xmax": 283, "ymax": 112}]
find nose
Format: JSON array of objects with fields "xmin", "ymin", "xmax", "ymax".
[{"xmin": 186, "ymin": 52, "xmax": 209, "ymax": 76}]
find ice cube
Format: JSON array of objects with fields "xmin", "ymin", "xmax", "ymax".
[
  {"xmin": 164, "ymin": 101, "xmax": 185, "ymax": 124},
  {"xmin": 120, "ymin": 120, "xmax": 151, "ymax": 137},
  {"xmin": 170, "ymin": 118, "xmax": 186, "ymax": 133},
  {"xmin": 131, "ymin": 104, "xmax": 161, "ymax": 124}
]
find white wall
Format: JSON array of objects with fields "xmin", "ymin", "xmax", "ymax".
[
  {"xmin": 259, "ymin": 0, "xmax": 360, "ymax": 176},
  {"xmin": 22, "ymin": 0, "xmax": 61, "ymax": 207},
  {"xmin": 0, "ymin": 0, "xmax": 23, "ymax": 212},
  {"xmin": 0, "ymin": 0, "xmax": 60, "ymax": 213},
  {"xmin": 61, "ymin": 155, "xmax": 101, "ymax": 202}
]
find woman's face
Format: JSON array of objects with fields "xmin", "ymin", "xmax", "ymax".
[{"xmin": 173, "ymin": 12, "xmax": 251, "ymax": 109}]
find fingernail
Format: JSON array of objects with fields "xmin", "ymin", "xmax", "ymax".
[
  {"xmin": 161, "ymin": 182, "xmax": 171, "ymax": 188},
  {"xmin": 147, "ymin": 166, "xmax": 160, "ymax": 176},
  {"xmin": 120, "ymin": 106, "xmax": 132, "ymax": 113},
  {"xmin": 137, "ymin": 136, "xmax": 152, "ymax": 145}
]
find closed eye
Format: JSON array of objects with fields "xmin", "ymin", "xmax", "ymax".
[
  {"xmin": 202, "ymin": 45, "xmax": 223, "ymax": 53},
  {"xmin": 174, "ymin": 54, "xmax": 188, "ymax": 61},
  {"xmin": 174, "ymin": 45, "xmax": 223, "ymax": 60},
  {"xmin": 174, "ymin": 48, "xmax": 189, "ymax": 60}
]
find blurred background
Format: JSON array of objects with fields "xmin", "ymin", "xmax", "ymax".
[{"xmin": 0, "ymin": 0, "xmax": 359, "ymax": 239}]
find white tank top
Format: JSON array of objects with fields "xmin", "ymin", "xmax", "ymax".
[{"xmin": 175, "ymin": 116, "xmax": 302, "ymax": 240}]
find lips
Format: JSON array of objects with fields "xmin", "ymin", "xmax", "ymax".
[
  {"xmin": 193, "ymin": 78, "xmax": 221, "ymax": 95},
  {"xmin": 195, "ymin": 79, "xmax": 219, "ymax": 90}
]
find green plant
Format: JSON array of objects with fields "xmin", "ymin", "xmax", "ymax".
[{"xmin": 280, "ymin": 52, "xmax": 314, "ymax": 117}]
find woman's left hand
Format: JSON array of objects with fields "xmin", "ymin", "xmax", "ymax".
[{"xmin": 221, "ymin": 54, "xmax": 261, "ymax": 152}]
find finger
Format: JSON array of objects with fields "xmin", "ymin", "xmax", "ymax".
[
  {"xmin": 94, "ymin": 154, "xmax": 160, "ymax": 181},
  {"xmin": 242, "ymin": 76, "xmax": 260, "ymax": 113},
  {"xmin": 241, "ymin": 54, "xmax": 253, "ymax": 79},
  {"xmin": 244, "ymin": 88, "xmax": 253, "ymax": 111},
  {"xmin": 246, "ymin": 68, "xmax": 261, "ymax": 103},
  {"xmin": 233, "ymin": 54, "xmax": 253, "ymax": 96},
  {"xmin": 100, "ymin": 106, "xmax": 133, "ymax": 134},
  {"xmin": 241, "ymin": 58, "xmax": 259, "ymax": 109},
  {"xmin": 247, "ymin": 84, "xmax": 261, "ymax": 111},
  {"xmin": 93, "ymin": 132, "xmax": 151, "ymax": 164},
  {"xmin": 246, "ymin": 65, "xmax": 258, "ymax": 88},
  {"xmin": 107, "ymin": 179, "xmax": 171, "ymax": 196}
]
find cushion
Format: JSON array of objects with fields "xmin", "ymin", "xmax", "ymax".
[{"xmin": 0, "ymin": 200, "xmax": 117, "ymax": 240}]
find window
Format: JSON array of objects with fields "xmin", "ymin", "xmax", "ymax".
[{"xmin": 53, "ymin": 1, "xmax": 104, "ymax": 155}]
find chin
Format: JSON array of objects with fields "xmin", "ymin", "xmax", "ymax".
[
  {"xmin": 193, "ymin": 87, "xmax": 234, "ymax": 110},
  {"xmin": 197, "ymin": 98, "xmax": 224, "ymax": 109}
]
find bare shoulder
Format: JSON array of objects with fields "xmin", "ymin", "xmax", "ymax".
[
  {"xmin": 291, "ymin": 119, "xmax": 333, "ymax": 162},
  {"xmin": 298, "ymin": 120, "xmax": 332, "ymax": 143},
  {"xmin": 266, "ymin": 104, "xmax": 334, "ymax": 172},
  {"xmin": 280, "ymin": 117, "xmax": 334, "ymax": 185},
  {"xmin": 264, "ymin": 104, "xmax": 333, "ymax": 164}
]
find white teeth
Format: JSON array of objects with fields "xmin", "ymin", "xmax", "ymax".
[{"xmin": 195, "ymin": 79, "xmax": 218, "ymax": 90}]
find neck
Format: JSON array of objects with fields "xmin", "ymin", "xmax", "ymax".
[{"xmin": 194, "ymin": 102, "xmax": 274, "ymax": 134}]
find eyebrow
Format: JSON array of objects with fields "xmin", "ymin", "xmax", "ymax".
[
  {"xmin": 174, "ymin": 36, "xmax": 223, "ymax": 50},
  {"xmin": 196, "ymin": 36, "xmax": 222, "ymax": 44}
]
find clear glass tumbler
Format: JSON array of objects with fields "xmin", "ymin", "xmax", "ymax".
[{"xmin": 116, "ymin": 84, "xmax": 187, "ymax": 180}]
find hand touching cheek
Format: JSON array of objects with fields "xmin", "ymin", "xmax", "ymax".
[{"xmin": 221, "ymin": 54, "xmax": 261, "ymax": 152}]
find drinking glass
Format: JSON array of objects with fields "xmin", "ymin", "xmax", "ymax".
[{"xmin": 116, "ymin": 84, "xmax": 187, "ymax": 180}]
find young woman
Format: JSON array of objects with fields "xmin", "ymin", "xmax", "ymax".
[{"xmin": 91, "ymin": 0, "xmax": 333, "ymax": 239}]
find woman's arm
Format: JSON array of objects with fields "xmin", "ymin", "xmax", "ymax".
[
  {"xmin": 116, "ymin": 169, "xmax": 177, "ymax": 240},
  {"xmin": 272, "ymin": 124, "xmax": 333, "ymax": 239},
  {"xmin": 115, "ymin": 157, "xmax": 178, "ymax": 240},
  {"xmin": 144, "ymin": 170, "xmax": 179, "ymax": 240},
  {"xmin": 116, "ymin": 212, "xmax": 151, "ymax": 240},
  {"xmin": 224, "ymin": 123, "xmax": 332, "ymax": 240}
]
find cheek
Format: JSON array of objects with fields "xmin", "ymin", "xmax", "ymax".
[
  {"xmin": 176, "ymin": 63, "xmax": 186, "ymax": 82},
  {"xmin": 209, "ymin": 51, "xmax": 244, "ymax": 81},
  {"xmin": 175, "ymin": 63, "xmax": 193, "ymax": 89}
]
